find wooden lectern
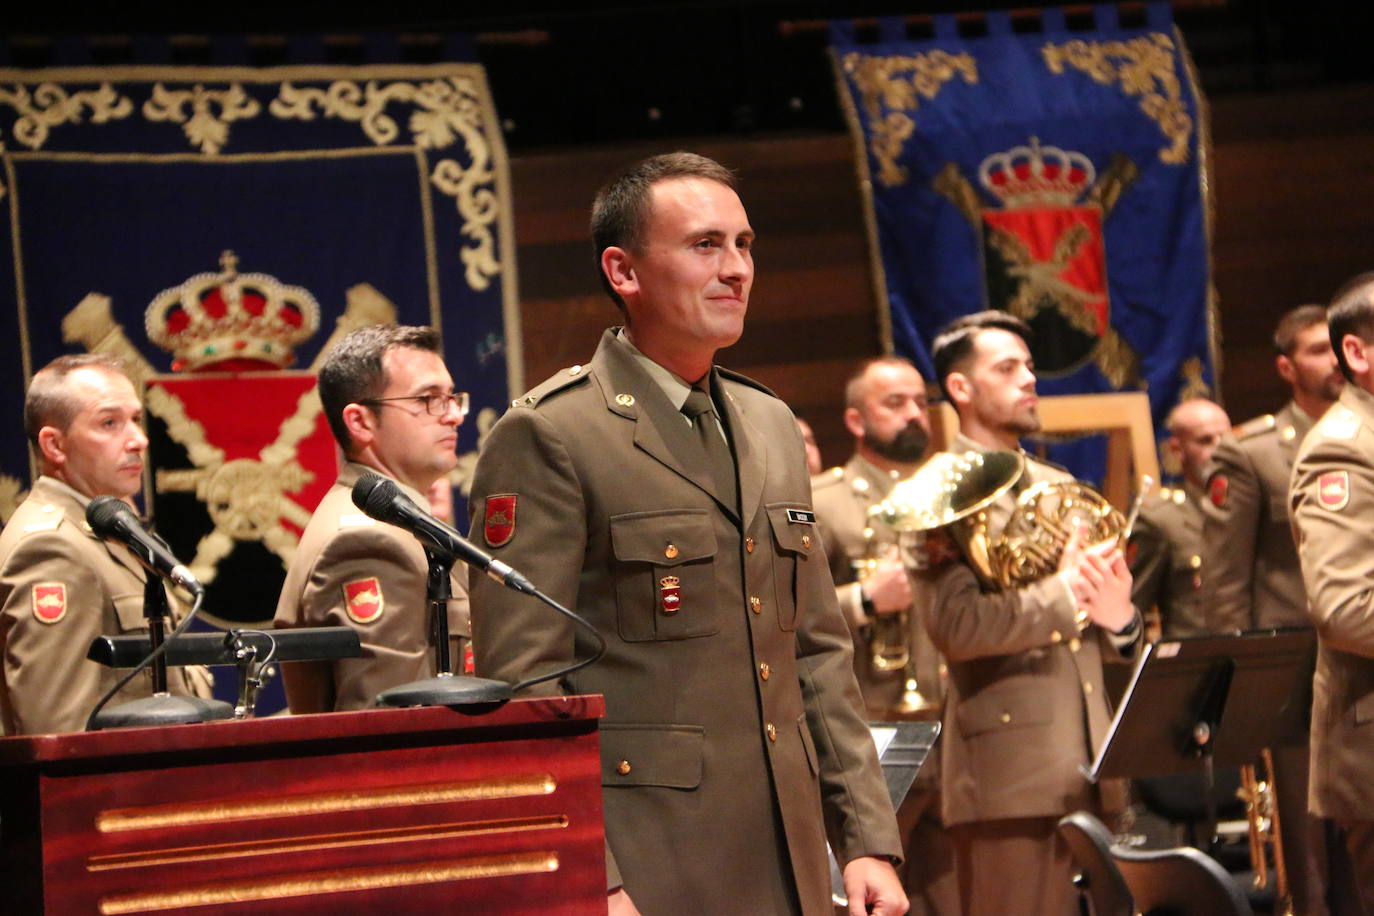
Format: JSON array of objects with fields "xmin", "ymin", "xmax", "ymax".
[{"xmin": 0, "ymin": 696, "xmax": 606, "ymax": 915}]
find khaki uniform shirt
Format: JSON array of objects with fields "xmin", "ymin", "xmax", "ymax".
[
  {"xmin": 1202, "ymin": 402, "xmax": 1316, "ymax": 632},
  {"xmin": 924, "ymin": 436, "xmax": 1139, "ymax": 826},
  {"xmin": 467, "ymin": 329, "xmax": 900, "ymax": 915},
  {"xmin": 1128, "ymin": 482, "xmax": 1207, "ymax": 638},
  {"xmin": 273, "ymin": 462, "xmax": 470, "ymax": 713},
  {"xmin": 812, "ymin": 453, "xmax": 945, "ymax": 717},
  {"xmin": 0, "ymin": 476, "xmax": 213, "ymax": 735},
  {"xmin": 1290, "ymin": 384, "xmax": 1374, "ymax": 819}
]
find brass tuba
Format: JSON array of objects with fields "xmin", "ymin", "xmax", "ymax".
[{"xmin": 874, "ymin": 449, "xmax": 1130, "ymax": 590}]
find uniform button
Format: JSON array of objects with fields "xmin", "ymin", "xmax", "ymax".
[
  {"xmin": 1050, "ymin": 630, "xmax": 1063, "ymax": 644},
  {"xmin": 801, "ymin": 534, "xmax": 812, "ymax": 549},
  {"xmin": 745, "ymin": 537, "xmax": 755, "ymax": 554},
  {"xmin": 664, "ymin": 544, "xmax": 679, "ymax": 559},
  {"xmin": 1083, "ymin": 682, "xmax": 1094, "ymax": 695},
  {"xmin": 568, "ymin": 364, "xmax": 582, "ymax": 376},
  {"xmin": 616, "ymin": 760, "xmax": 631, "ymax": 775},
  {"xmin": 759, "ymin": 662, "xmax": 770, "ymax": 681},
  {"xmin": 1189, "ymin": 555, "xmax": 1202, "ymax": 569},
  {"xmin": 750, "ymin": 596, "xmax": 762, "ymax": 614},
  {"xmin": 766, "ymin": 723, "xmax": 777, "ymax": 741},
  {"xmin": 1069, "ymin": 637, "xmax": 1082, "ymax": 653},
  {"xmin": 1000, "ymin": 712, "xmax": 1011, "ymax": 724}
]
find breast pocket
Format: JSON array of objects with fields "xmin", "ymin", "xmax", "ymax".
[
  {"xmin": 112, "ymin": 594, "xmax": 148, "ymax": 633},
  {"xmin": 610, "ymin": 509, "xmax": 718, "ymax": 642},
  {"xmin": 765, "ymin": 503, "xmax": 818, "ymax": 632}
]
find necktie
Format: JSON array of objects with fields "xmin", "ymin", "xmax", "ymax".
[{"xmin": 682, "ymin": 386, "xmax": 738, "ymax": 511}]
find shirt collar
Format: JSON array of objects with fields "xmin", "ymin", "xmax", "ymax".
[{"xmin": 617, "ymin": 327, "xmax": 697, "ymax": 412}]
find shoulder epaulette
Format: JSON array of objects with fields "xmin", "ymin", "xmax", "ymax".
[
  {"xmin": 20, "ymin": 514, "xmax": 63, "ymax": 535},
  {"xmin": 337, "ymin": 513, "xmax": 376, "ymax": 529},
  {"xmin": 716, "ymin": 366, "xmax": 778, "ymax": 399},
  {"xmin": 1317, "ymin": 405, "xmax": 1361, "ymax": 441},
  {"xmin": 509, "ymin": 364, "xmax": 592, "ymax": 409},
  {"xmin": 812, "ymin": 466, "xmax": 845, "ymax": 490},
  {"xmin": 1236, "ymin": 414, "xmax": 1277, "ymax": 441}
]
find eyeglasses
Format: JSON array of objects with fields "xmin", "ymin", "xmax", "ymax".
[{"xmin": 360, "ymin": 391, "xmax": 470, "ymax": 418}]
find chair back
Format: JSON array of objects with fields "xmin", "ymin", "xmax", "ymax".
[
  {"xmin": 1113, "ymin": 844, "xmax": 1254, "ymax": 916},
  {"xmin": 1056, "ymin": 812, "xmax": 1134, "ymax": 916}
]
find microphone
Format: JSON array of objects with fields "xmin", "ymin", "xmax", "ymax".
[
  {"xmin": 351, "ymin": 472, "xmax": 535, "ymax": 594},
  {"xmin": 86, "ymin": 497, "xmax": 205, "ymax": 596}
]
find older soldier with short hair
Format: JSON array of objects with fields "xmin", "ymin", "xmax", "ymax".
[
  {"xmin": 274, "ymin": 324, "xmax": 470, "ymax": 713},
  {"xmin": 0, "ymin": 354, "xmax": 213, "ymax": 735}
]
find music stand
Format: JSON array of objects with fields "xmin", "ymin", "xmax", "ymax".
[
  {"xmin": 1086, "ymin": 628, "xmax": 1315, "ymax": 839},
  {"xmin": 829, "ymin": 720, "xmax": 941, "ymax": 905}
]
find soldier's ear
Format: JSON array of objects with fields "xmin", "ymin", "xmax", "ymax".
[
  {"xmin": 945, "ymin": 371, "xmax": 973, "ymax": 409},
  {"xmin": 1342, "ymin": 334, "xmax": 1372, "ymax": 378},
  {"xmin": 843, "ymin": 405, "xmax": 866, "ymax": 439},
  {"xmin": 341, "ymin": 403, "xmax": 378, "ymax": 448},
  {"xmin": 36, "ymin": 426, "xmax": 66, "ymax": 468},
  {"xmin": 1275, "ymin": 353, "xmax": 1297, "ymax": 386},
  {"xmin": 602, "ymin": 247, "xmax": 637, "ymax": 300}
]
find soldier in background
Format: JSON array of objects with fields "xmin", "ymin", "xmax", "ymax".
[
  {"xmin": 0, "ymin": 354, "xmax": 213, "ymax": 735},
  {"xmin": 1201, "ymin": 304, "xmax": 1341, "ymax": 633},
  {"xmin": 1202, "ymin": 304, "xmax": 1341, "ymax": 916},
  {"xmin": 1128, "ymin": 398, "xmax": 1230, "ymax": 638},
  {"xmin": 812, "ymin": 355, "xmax": 955, "ymax": 914}
]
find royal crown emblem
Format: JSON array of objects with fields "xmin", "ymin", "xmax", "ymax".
[
  {"xmin": 145, "ymin": 251, "xmax": 321, "ymax": 372},
  {"xmin": 977, "ymin": 137, "xmax": 1096, "ymax": 209}
]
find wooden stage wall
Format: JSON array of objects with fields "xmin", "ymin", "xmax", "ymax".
[{"xmin": 509, "ymin": 84, "xmax": 1374, "ymax": 468}]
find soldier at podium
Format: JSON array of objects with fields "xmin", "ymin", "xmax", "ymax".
[
  {"xmin": 812, "ymin": 355, "xmax": 957, "ymax": 915},
  {"xmin": 274, "ymin": 325, "xmax": 471, "ymax": 713},
  {"xmin": 0, "ymin": 354, "xmax": 213, "ymax": 736},
  {"xmin": 468, "ymin": 153, "xmax": 906, "ymax": 916}
]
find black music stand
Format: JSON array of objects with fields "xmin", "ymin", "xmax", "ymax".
[
  {"xmin": 1086, "ymin": 629, "xmax": 1315, "ymax": 840},
  {"xmin": 829, "ymin": 720, "xmax": 941, "ymax": 905}
]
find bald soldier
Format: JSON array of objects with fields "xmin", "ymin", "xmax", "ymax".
[
  {"xmin": 811, "ymin": 355, "xmax": 956, "ymax": 914},
  {"xmin": 1290, "ymin": 273, "xmax": 1374, "ymax": 911},
  {"xmin": 1128, "ymin": 398, "xmax": 1230, "ymax": 638},
  {"xmin": 0, "ymin": 354, "xmax": 213, "ymax": 735},
  {"xmin": 1202, "ymin": 304, "xmax": 1342, "ymax": 633},
  {"xmin": 274, "ymin": 325, "xmax": 471, "ymax": 713}
]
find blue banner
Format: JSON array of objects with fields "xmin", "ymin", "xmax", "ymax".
[{"xmin": 832, "ymin": 3, "xmax": 1217, "ymax": 482}]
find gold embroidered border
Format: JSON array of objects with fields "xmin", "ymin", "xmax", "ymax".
[
  {"xmin": 838, "ymin": 50, "xmax": 978, "ymax": 188},
  {"xmin": 1041, "ymin": 32, "xmax": 1193, "ymax": 165}
]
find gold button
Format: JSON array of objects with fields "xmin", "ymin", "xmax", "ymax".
[
  {"xmin": 759, "ymin": 662, "xmax": 770, "ymax": 681},
  {"xmin": 665, "ymin": 544, "xmax": 679, "ymax": 559},
  {"xmin": 801, "ymin": 534, "xmax": 812, "ymax": 549},
  {"xmin": 1083, "ymin": 682, "xmax": 1094, "ymax": 695},
  {"xmin": 511, "ymin": 399, "xmax": 520, "ymax": 407},
  {"xmin": 616, "ymin": 760, "xmax": 631, "ymax": 775},
  {"xmin": 1069, "ymin": 637, "xmax": 1081, "ymax": 653},
  {"xmin": 766, "ymin": 723, "xmax": 777, "ymax": 741},
  {"xmin": 568, "ymin": 364, "xmax": 582, "ymax": 375},
  {"xmin": 1000, "ymin": 712, "xmax": 1011, "ymax": 724},
  {"xmin": 745, "ymin": 537, "xmax": 755, "ymax": 554},
  {"xmin": 750, "ymin": 596, "xmax": 762, "ymax": 614},
  {"xmin": 1190, "ymin": 555, "xmax": 1202, "ymax": 569},
  {"xmin": 1050, "ymin": 630, "xmax": 1062, "ymax": 644},
  {"xmin": 615, "ymin": 393, "xmax": 636, "ymax": 406}
]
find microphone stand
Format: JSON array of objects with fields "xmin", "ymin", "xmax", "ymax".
[
  {"xmin": 89, "ymin": 547, "xmax": 233, "ymax": 730},
  {"xmin": 375, "ymin": 547, "xmax": 513, "ymax": 707}
]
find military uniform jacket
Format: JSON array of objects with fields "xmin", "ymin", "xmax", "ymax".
[
  {"xmin": 274, "ymin": 462, "xmax": 470, "ymax": 712},
  {"xmin": 1128, "ymin": 482, "xmax": 1207, "ymax": 638},
  {"xmin": 467, "ymin": 330, "xmax": 900, "ymax": 915},
  {"xmin": 924, "ymin": 436, "xmax": 1138, "ymax": 827},
  {"xmin": 1290, "ymin": 384, "xmax": 1374, "ymax": 820},
  {"xmin": 812, "ymin": 453, "xmax": 944, "ymax": 717},
  {"xmin": 0, "ymin": 476, "xmax": 212, "ymax": 735},
  {"xmin": 1202, "ymin": 402, "xmax": 1316, "ymax": 632}
]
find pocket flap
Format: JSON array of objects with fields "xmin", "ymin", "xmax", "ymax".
[
  {"xmin": 600, "ymin": 723, "xmax": 705, "ymax": 789},
  {"xmin": 766, "ymin": 503, "xmax": 817, "ymax": 555},
  {"xmin": 610, "ymin": 510, "xmax": 715, "ymax": 565},
  {"xmin": 956, "ymin": 685, "xmax": 1053, "ymax": 737},
  {"xmin": 112, "ymin": 593, "xmax": 147, "ymax": 633}
]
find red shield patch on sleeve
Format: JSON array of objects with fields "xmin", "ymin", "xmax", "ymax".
[
  {"xmin": 31, "ymin": 583, "xmax": 67, "ymax": 624},
  {"xmin": 1318, "ymin": 471, "xmax": 1350, "ymax": 511},
  {"xmin": 484, "ymin": 494, "xmax": 517, "ymax": 547},
  {"xmin": 343, "ymin": 577, "xmax": 384, "ymax": 624},
  {"xmin": 1209, "ymin": 474, "xmax": 1229, "ymax": 508}
]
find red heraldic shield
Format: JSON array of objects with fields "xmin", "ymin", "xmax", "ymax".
[
  {"xmin": 659, "ymin": 576, "xmax": 681, "ymax": 615},
  {"xmin": 1318, "ymin": 471, "xmax": 1350, "ymax": 511},
  {"xmin": 32, "ymin": 583, "xmax": 66, "ymax": 624},
  {"xmin": 344, "ymin": 577, "xmax": 384, "ymax": 624},
  {"xmin": 484, "ymin": 494, "xmax": 517, "ymax": 548},
  {"xmin": 145, "ymin": 371, "xmax": 338, "ymax": 627},
  {"xmin": 982, "ymin": 205, "xmax": 1109, "ymax": 377}
]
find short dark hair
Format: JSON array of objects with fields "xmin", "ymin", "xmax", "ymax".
[
  {"xmin": 1328, "ymin": 274, "xmax": 1374, "ymax": 383},
  {"xmin": 25, "ymin": 353, "xmax": 129, "ymax": 451},
  {"xmin": 590, "ymin": 151, "xmax": 737, "ymax": 312},
  {"xmin": 1272, "ymin": 304, "xmax": 1328, "ymax": 358},
  {"xmin": 318, "ymin": 324, "xmax": 442, "ymax": 452},
  {"xmin": 930, "ymin": 310, "xmax": 1033, "ymax": 403},
  {"xmin": 844, "ymin": 356, "xmax": 919, "ymax": 410}
]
